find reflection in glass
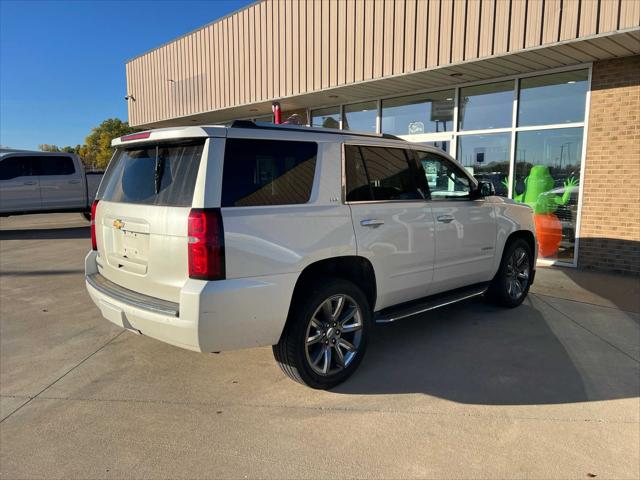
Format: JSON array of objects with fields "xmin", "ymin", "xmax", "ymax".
[
  {"xmin": 381, "ymin": 89, "xmax": 454, "ymax": 136},
  {"xmin": 311, "ymin": 106, "xmax": 340, "ymax": 129},
  {"xmin": 343, "ymin": 101, "xmax": 377, "ymax": 132},
  {"xmin": 518, "ymin": 70, "xmax": 588, "ymax": 126},
  {"xmin": 424, "ymin": 141, "xmax": 451, "ymax": 155},
  {"xmin": 456, "ymin": 133, "xmax": 511, "ymax": 197},
  {"xmin": 458, "ymin": 81, "xmax": 514, "ymax": 131},
  {"xmin": 515, "ymin": 128, "xmax": 583, "ymax": 262}
]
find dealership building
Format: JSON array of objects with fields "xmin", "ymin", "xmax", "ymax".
[{"xmin": 124, "ymin": 0, "xmax": 640, "ymax": 274}]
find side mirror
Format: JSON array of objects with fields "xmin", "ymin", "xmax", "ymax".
[{"xmin": 475, "ymin": 181, "xmax": 495, "ymax": 198}]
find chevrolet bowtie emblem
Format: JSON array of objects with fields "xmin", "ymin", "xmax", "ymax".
[{"xmin": 113, "ymin": 219, "xmax": 124, "ymax": 230}]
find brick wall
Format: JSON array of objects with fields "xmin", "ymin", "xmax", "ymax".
[{"xmin": 579, "ymin": 55, "xmax": 640, "ymax": 275}]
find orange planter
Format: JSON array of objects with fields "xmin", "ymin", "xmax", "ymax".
[{"xmin": 534, "ymin": 213, "xmax": 563, "ymax": 258}]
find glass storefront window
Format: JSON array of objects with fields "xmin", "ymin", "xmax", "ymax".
[
  {"xmin": 514, "ymin": 127, "xmax": 583, "ymax": 262},
  {"xmin": 343, "ymin": 101, "xmax": 377, "ymax": 132},
  {"xmin": 424, "ymin": 140, "xmax": 451, "ymax": 155},
  {"xmin": 381, "ymin": 89, "xmax": 454, "ymax": 137},
  {"xmin": 518, "ymin": 70, "xmax": 588, "ymax": 127},
  {"xmin": 456, "ymin": 133, "xmax": 511, "ymax": 197},
  {"xmin": 311, "ymin": 106, "xmax": 340, "ymax": 129},
  {"xmin": 458, "ymin": 81, "xmax": 514, "ymax": 131}
]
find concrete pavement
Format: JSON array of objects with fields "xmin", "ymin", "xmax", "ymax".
[{"xmin": 1, "ymin": 213, "xmax": 638, "ymax": 479}]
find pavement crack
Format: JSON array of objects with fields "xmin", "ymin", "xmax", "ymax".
[
  {"xmin": 24, "ymin": 394, "xmax": 640, "ymax": 425},
  {"xmin": 533, "ymin": 294, "xmax": 640, "ymax": 364},
  {"xmin": 0, "ymin": 330, "xmax": 125, "ymax": 424}
]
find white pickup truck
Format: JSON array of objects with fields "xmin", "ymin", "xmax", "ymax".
[{"xmin": 0, "ymin": 150, "xmax": 103, "ymax": 219}]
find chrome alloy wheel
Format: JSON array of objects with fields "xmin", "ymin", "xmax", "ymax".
[
  {"xmin": 505, "ymin": 246, "xmax": 530, "ymax": 300},
  {"xmin": 304, "ymin": 294, "xmax": 364, "ymax": 376}
]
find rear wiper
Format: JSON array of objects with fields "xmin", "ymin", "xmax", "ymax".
[{"xmin": 154, "ymin": 147, "xmax": 165, "ymax": 194}]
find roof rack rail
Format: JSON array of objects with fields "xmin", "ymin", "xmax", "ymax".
[{"xmin": 229, "ymin": 120, "xmax": 404, "ymax": 141}]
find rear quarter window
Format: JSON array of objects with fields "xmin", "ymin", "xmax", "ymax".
[
  {"xmin": 98, "ymin": 140, "xmax": 204, "ymax": 207},
  {"xmin": 36, "ymin": 156, "xmax": 75, "ymax": 175},
  {"xmin": 221, "ymin": 139, "xmax": 317, "ymax": 207}
]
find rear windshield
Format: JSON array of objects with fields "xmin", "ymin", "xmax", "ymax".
[{"xmin": 98, "ymin": 140, "xmax": 204, "ymax": 207}]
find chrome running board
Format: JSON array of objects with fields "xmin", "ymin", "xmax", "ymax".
[{"xmin": 374, "ymin": 283, "xmax": 489, "ymax": 324}]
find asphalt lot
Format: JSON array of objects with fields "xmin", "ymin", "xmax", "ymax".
[{"xmin": 1, "ymin": 213, "xmax": 639, "ymax": 479}]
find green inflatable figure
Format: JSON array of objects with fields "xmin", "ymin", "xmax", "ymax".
[{"xmin": 502, "ymin": 165, "xmax": 578, "ymax": 257}]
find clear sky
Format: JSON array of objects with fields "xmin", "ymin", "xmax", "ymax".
[{"xmin": 0, "ymin": 0, "xmax": 251, "ymax": 150}]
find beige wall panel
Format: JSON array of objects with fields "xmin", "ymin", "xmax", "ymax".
[
  {"xmin": 285, "ymin": 0, "xmax": 293, "ymax": 96},
  {"xmin": 414, "ymin": 0, "xmax": 427, "ymax": 69},
  {"xmin": 542, "ymin": 0, "xmax": 561, "ymax": 45},
  {"xmin": 451, "ymin": 0, "xmax": 466, "ymax": 63},
  {"xmin": 266, "ymin": 3, "xmax": 274, "ymax": 100},
  {"xmin": 346, "ymin": 0, "xmax": 356, "ymax": 84},
  {"xmin": 599, "ymin": 0, "xmax": 620, "ymax": 33},
  {"xmin": 300, "ymin": 0, "xmax": 309, "ymax": 93},
  {"xmin": 579, "ymin": 0, "xmax": 599, "ymax": 36},
  {"xmin": 509, "ymin": 0, "xmax": 526, "ymax": 51},
  {"xmin": 328, "ymin": 0, "xmax": 339, "ymax": 87},
  {"xmin": 559, "ymin": 0, "xmax": 580, "ymax": 41},
  {"xmin": 338, "ymin": 0, "xmax": 347, "ymax": 85},
  {"xmin": 363, "ymin": 0, "xmax": 375, "ymax": 79},
  {"xmin": 525, "ymin": 0, "xmax": 544, "ymax": 48},
  {"xmin": 244, "ymin": 9, "xmax": 252, "ymax": 104},
  {"xmin": 404, "ymin": 0, "xmax": 417, "ymax": 71},
  {"xmin": 493, "ymin": 0, "xmax": 510, "ymax": 55},
  {"xmin": 619, "ymin": 0, "xmax": 640, "ymax": 29},
  {"xmin": 478, "ymin": 0, "xmax": 495, "ymax": 58},
  {"xmin": 372, "ymin": 0, "xmax": 385, "ymax": 77},
  {"xmin": 195, "ymin": 31, "xmax": 203, "ymax": 113},
  {"xmin": 426, "ymin": 0, "xmax": 440, "ymax": 67},
  {"xmin": 291, "ymin": 0, "xmax": 299, "ymax": 95},
  {"xmin": 464, "ymin": 0, "xmax": 481, "ymax": 61},
  {"xmin": 260, "ymin": 2, "xmax": 267, "ymax": 101},
  {"xmin": 236, "ymin": 12, "xmax": 245, "ymax": 105},
  {"xmin": 275, "ymin": 0, "xmax": 284, "ymax": 98},
  {"xmin": 206, "ymin": 26, "xmax": 216, "ymax": 110},
  {"xmin": 354, "ymin": 0, "xmax": 365, "ymax": 82},
  {"xmin": 321, "ymin": 0, "xmax": 330, "ymax": 88},
  {"xmin": 393, "ymin": 0, "xmax": 406, "ymax": 74},
  {"xmin": 439, "ymin": 0, "xmax": 453, "ymax": 64},
  {"xmin": 382, "ymin": 0, "xmax": 394, "ymax": 76},
  {"xmin": 248, "ymin": 10, "xmax": 255, "ymax": 102},
  {"xmin": 313, "ymin": 0, "xmax": 322, "ymax": 90}
]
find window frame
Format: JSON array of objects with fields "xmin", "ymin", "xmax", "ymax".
[
  {"xmin": 413, "ymin": 150, "xmax": 477, "ymax": 202},
  {"xmin": 342, "ymin": 143, "xmax": 431, "ymax": 204},
  {"xmin": 0, "ymin": 156, "xmax": 36, "ymax": 181}
]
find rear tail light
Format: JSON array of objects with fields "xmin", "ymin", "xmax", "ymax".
[
  {"xmin": 90, "ymin": 200, "xmax": 99, "ymax": 251},
  {"xmin": 188, "ymin": 208, "xmax": 225, "ymax": 280}
]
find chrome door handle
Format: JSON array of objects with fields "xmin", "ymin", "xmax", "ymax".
[
  {"xmin": 437, "ymin": 215, "xmax": 455, "ymax": 223},
  {"xmin": 68, "ymin": 179, "xmax": 81, "ymax": 184},
  {"xmin": 360, "ymin": 219, "xmax": 384, "ymax": 227},
  {"xmin": 23, "ymin": 181, "xmax": 37, "ymax": 185}
]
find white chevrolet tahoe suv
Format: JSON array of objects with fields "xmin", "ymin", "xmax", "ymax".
[{"xmin": 85, "ymin": 121, "xmax": 536, "ymax": 389}]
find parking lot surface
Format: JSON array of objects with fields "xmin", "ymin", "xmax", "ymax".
[{"xmin": 1, "ymin": 213, "xmax": 639, "ymax": 479}]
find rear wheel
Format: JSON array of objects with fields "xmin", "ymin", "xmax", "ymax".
[
  {"xmin": 273, "ymin": 278, "xmax": 371, "ymax": 389},
  {"xmin": 486, "ymin": 238, "xmax": 532, "ymax": 308}
]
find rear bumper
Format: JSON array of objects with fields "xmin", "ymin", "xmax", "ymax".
[{"xmin": 85, "ymin": 251, "xmax": 298, "ymax": 353}]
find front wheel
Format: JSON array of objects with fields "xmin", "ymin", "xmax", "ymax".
[
  {"xmin": 486, "ymin": 238, "xmax": 533, "ymax": 308},
  {"xmin": 273, "ymin": 278, "xmax": 371, "ymax": 389}
]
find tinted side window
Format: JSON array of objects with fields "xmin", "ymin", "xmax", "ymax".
[
  {"xmin": 221, "ymin": 139, "xmax": 317, "ymax": 207},
  {"xmin": 345, "ymin": 145, "xmax": 421, "ymax": 202},
  {"xmin": 415, "ymin": 151, "xmax": 471, "ymax": 199},
  {"xmin": 0, "ymin": 157, "xmax": 33, "ymax": 180},
  {"xmin": 36, "ymin": 156, "xmax": 75, "ymax": 176}
]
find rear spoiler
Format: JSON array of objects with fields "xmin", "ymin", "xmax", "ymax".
[{"xmin": 111, "ymin": 126, "xmax": 224, "ymax": 147}]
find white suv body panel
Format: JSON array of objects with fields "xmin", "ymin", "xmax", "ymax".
[{"xmin": 86, "ymin": 124, "xmax": 536, "ymax": 353}]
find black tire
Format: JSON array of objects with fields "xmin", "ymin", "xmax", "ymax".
[
  {"xmin": 486, "ymin": 238, "xmax": 533, "ymax": 308},
  {"xmin": 273, "ymin": 277, "xmax": 371, "ymax": 389},
  {"xmin": 81, "ymin": 211, "xmax": 91, "ymax": 221}
]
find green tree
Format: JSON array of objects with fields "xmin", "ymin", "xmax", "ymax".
[
  {"xmin": 83, "ymin": 118, "xmax": 138, "ymax": 169},
  {"xmin": 38, "ymin": 144, "xmax": 61, "ymax": 152}
]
